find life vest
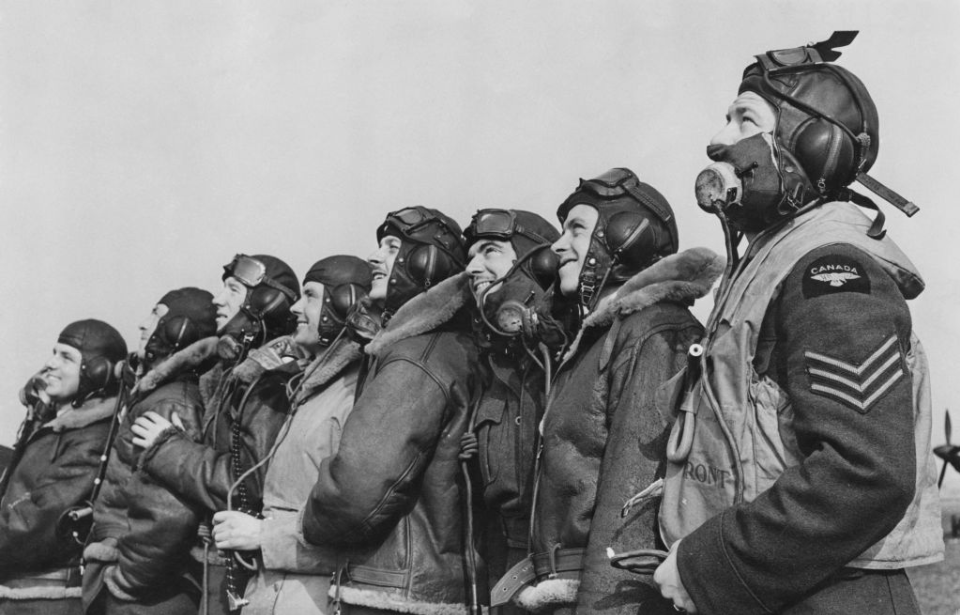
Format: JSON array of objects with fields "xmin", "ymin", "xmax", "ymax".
[{"xmin": 658, "ymin": 202, "xmax": 943, "ymax": 569}]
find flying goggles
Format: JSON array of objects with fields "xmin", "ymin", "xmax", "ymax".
[
  {"xmin": 465, "ymin": 209, "xmax": 554, "ymax": 246},
  {"xmin": 378, "ymin": 206, "xmax": 465, "ymax": 266},
  {"xmin": 222, "ymin": 254, "xmax": 298, "ymax": 302}
]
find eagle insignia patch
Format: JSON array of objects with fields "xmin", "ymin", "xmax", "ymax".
[
  {"xmin": 804, "ymin": 334, "xmax": 904, "ymax": 413},
  {"xmin": 812, "ymin": 271, "xmax": 860, "ymax": 287},
  {"xmin": 802, "ymin": 255, "xmax": 871, "ymax": 298}
]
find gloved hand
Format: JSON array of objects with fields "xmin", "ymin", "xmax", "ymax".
[
  {"xmin": 18, "ymin": 371, "xmax": 48, "ymax": 408},
  {"xmin": 345, "ymin": 300, "xmax": 383, "ymax": 345}
]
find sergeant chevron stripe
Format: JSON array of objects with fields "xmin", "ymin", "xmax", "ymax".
[{"xmin": 804, "ymin": 334, "xmax": 904, "ymax": 413}]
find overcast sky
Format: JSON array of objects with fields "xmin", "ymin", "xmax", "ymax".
[{"xmin": 2, "ymin": 1, "xmax": 958, "ymax": 492}]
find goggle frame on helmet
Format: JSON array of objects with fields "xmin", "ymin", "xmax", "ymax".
[
  {"xmin": 466, "ymin": 209, "xmax": 554, "ymax": 246},
  {"xmin": 382, "ymin": 207, "xmax": 443, "ymax": 240},
  {"xmin": 379, "ymin": 207, "xmax": 466, "ymax": 269},
  {"xmin": 223, "ymin": 254, "xmax": 298, "ymax": 302}
]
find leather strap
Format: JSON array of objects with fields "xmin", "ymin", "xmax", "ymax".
[
  {"xmin": 490, "ymin": 557, "xmax": 535, "ymax": 607},
  {"xmin": 532, "ymin": 547, "xmax": 585, "ymax": 579},
  {"xmin": 344, "ymin": 564, "xmax": 407, "ymax": 588},
  {"xmin": 490, "ymin": 547, "xmax": 585, "ymax": 608}
]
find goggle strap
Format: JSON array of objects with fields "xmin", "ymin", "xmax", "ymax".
[
  {"xmin": 623, "ymin": 183, "xmax": 673, "ymax": 227},
  {"xmin": 514, "ymin": 225, "xmax": 552, "ymax": 246},
  {"xmin": 259, "ymin": 277, "xmax": 299, "ymax": 303},
  {"xmin": 613, "ymin": 218, "xmax": 651, "ymax": 258}
]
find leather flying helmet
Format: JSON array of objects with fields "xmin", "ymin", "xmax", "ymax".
[
  {"xmin": 302, "ymin": 255, "xmax": 373, "ymax": 346},
  {"xmin": 376, "ymin": 206, "xmax": 466, "ymax": 322},
  {"xmin": 219, "ymin": 254, "xmax": 301, "ymax": 358},
  {"xmin": 465, "ymin": 208, "xmax": 560, "ymax": 339},
  {"xmin": 57, "ymin": 319, "xmax": 128, "ymax": 404},
  {"xmin": 557, "ymin": 167, "xmax": 678, "ymax": 309}
]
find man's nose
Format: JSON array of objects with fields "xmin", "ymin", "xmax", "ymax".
[
  {"xmin": 466, "ymin": 253, "xmax": 485, "ymax": 276},
  {"xmin": 709, "ymin": 124, "xmax": 738, "ymax": 148}
]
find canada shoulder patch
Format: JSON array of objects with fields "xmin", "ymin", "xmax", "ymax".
[{"xmin": 802, "ymin": 254, "xmax": 871, "ymax": 299}]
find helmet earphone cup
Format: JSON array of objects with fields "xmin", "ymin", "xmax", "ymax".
[
  {"xmin": 159, "ymin": 315, "xmax": 200, "ymax": 351},
  {"xmin": 793, "ymin": 118, "xmax": 857, "ymax": 193},
  {"xmin": 246, "ymin": 288, "xmax": 296, "ymax": 338},
  {"xmin": 318, "ymin": 283, "xmax": 369, "ymax": 345},
  {"xmin": 605, "ymin": 211, "xmax": 657, "ymax": 270},
  {"xmin": 79, "ymin": 355, "xmax": 116, "ymax": 401},
  {"xmin": 405, "ymin": 244, "xmax": 459, "ymax": 289},
  {"xmin": 327, "ymin": 283, "xmax": 365, "ymax": 321},
  {"xmin": 247, "ymin": 287, "xmax": 287, "ymax": 318},
  {"xmin": 526, "ymin": 247, "xmax": 560, "ymax": 290}
]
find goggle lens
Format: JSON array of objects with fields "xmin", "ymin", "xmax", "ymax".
[
  {"xmin": 225, "ymin": 255, "xmax": 267, "ymax": 287},
  {"xmin": 390, "ymin": 207, "xmax": 430, "ymax": 227},
  {"xmin": 470, "ymin": 209, "xmax": 516, "ymax": 239}
]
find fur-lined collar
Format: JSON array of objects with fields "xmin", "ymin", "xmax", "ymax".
[
  {"xmin": 295, "ymin": 337, "xmax": 363, "ymax": 404},
  {"xmin": 41, "ymin": 394, "xmax": 117, "ymax": 433},
  {"xmin": 562, "ymin": 248, "xmax": 723, "ymax": 361},
  {"xmin": 231, "ymin": 335, "xmax": 307, "ymax": 385},
  {"xmin": 134, "ymin": 336, "xmax": 219, "ymax": 396},
  {"xmin": 366, "ymin": 273, "xmax": 471, "ymax": 358}
]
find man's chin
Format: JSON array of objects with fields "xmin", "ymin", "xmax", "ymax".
[{"xmin": 557, "ymin": 277, "xmax": 579, "ymax": 298}]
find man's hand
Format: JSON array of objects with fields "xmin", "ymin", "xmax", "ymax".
[
  {"xmin": 653, "ymin": 539, "xmax": 698, "ymax": 613},
  {"xmin": 459, "ymin": 432, "xmax": 479, "ymax": 461},
  {"xmin": 212, "ymin": 510, "xmax": 264, "ymax": 551},
  {"xmin": 130, "ymin": 411, "xmax": 182, "ymax": 449}
]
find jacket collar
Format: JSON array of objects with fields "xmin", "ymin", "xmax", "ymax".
[
  {"xmin": 366, "ymin": 273, "xmax": 471, "ymax": 359},
  {"xmin": 42, "ymin": 395, "xmax": 117, "ymax": 433},
  {"xmin": 562, "ymin": 247, "xmax": 723, "ymax": 361},
  {"xmin": 230, "ymin": 335, "xmax": 308, "ymax": 386},
  {"xmin": 295, "ymin": 336, "xmax": 363, "ymax": 404},
  {"xmin": 134, "ymin": 336, "xmax": 219, "ymax": 396}
]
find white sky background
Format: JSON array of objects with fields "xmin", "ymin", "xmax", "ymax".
[{"xmin": 1, "ymin": 1, "xmax": 958, "ymax": 493}]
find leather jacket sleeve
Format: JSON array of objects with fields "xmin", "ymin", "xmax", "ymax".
[
  {"xmin": 678, "ymin": 244, "xmax": 917, "ymax": 615},
  {"xmin": 578, "ymin": 307, "xmax": 702, "ymax": 615},
  {"xmin": 301, "ymin": 356, "xmax": 451, "ymax": 546},
  {"xmin": 139, "ymin": 374, "xmax": 290, "ymax": 513},
  {"xmin": 114, "ymin": 395, "xmax": 204, "ymax": 594},
  {"xmin": 0, "ymin": 427, "xmax": 105, "ymax": 577}
]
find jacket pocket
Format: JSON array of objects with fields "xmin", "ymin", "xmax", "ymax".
[
  {"xmin": 747, "ymin": 372, "xmax": 796, "ymax": 499},
  {"xmin": 475, "ymin": 397, "xmax": 507, "ymax": 486}
]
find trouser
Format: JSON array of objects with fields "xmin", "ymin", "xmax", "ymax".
[
  {"xmin": 83, "ymin": 562, "xmax": 200, "ymax": 615},
  {"xmin": 781, "ymin": 568, "xmax": 921, "ymax": 615},
  {"xmin": 242, "ymin": 569, "xmax": 333, "ymax": 615},
  {"xmin": 196, "ymin": 562, "xmax": 235, "ymax": 615}
]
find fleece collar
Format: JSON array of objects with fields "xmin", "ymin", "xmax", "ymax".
[
  {"xmin": 295, "ymin": 337, "xmax": 363, "ymax": 404},
  {"xmin": 134, "ymin": 336, "xmax": 219, "ymax": 396},
  {"xmin": 561, "ymin": 247, "xmax": 723, "ymax": 361},
  {"xmin": 230, "ymin": 335, "xmax": 308, "ymax": 386},
  {"xmin": 41, "ymin": 395, "xmax": 117, "ymax": 433},
  {"xmin": 366, "ymin": 273, "xmax": 471, "ymax": 358}
]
